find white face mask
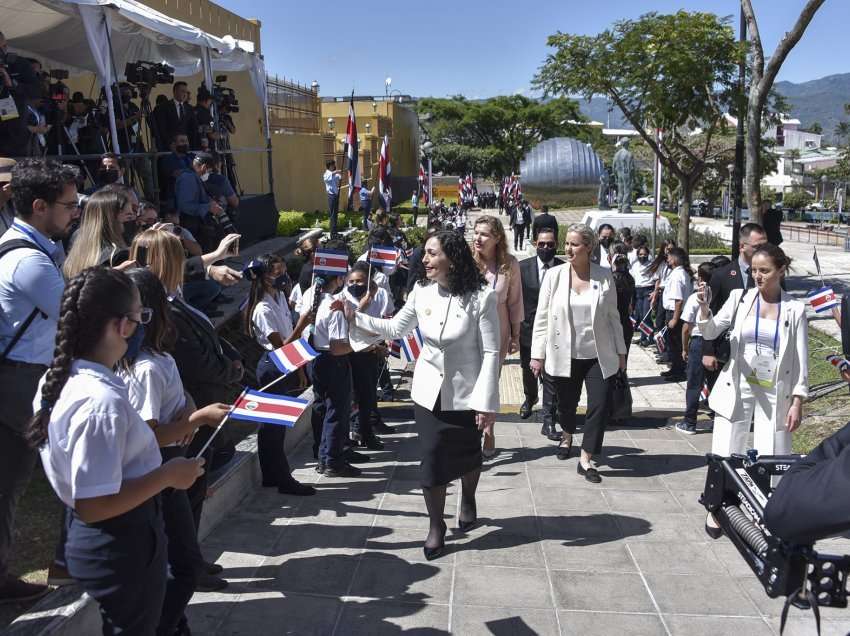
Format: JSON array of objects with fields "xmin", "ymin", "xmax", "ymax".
[{"xmin": 199, "ymin": 172, "xmax": 210, "ymax": 183}]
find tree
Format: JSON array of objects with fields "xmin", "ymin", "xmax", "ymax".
[
  {"xmin": 782, "ymin": 189, "xmax": 812, "ymax": 212},
  {"xmin": 834, "ymin": 121, "xmax": 850, "ymax": 146},
  {"xmin": 808, "ymin": 121, "xmax": 823, "ymax": 135},
  {"xmin": 740, "ymin": 0, "xmax": 827, "ymax": 221},
  {"xmin": 415, "ymin": 95, "xmax": 592, "ymax": 177},
  {"xmin": 534, "ymin": 11, "xmax": 740, "ymax": 250}
]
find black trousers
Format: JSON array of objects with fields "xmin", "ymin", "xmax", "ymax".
[
  {"xmin": 0, "ymin": 361, "xmax": 44, "ymax": 578},
  {"xmin": 552, "ymin": 358, "xmax": 612, "ymax": 455},
  {"xmin": 350, "ymin": 350, "xmax": 378, "ymax": 439},
  {"xmin": 159, "ymin": 447, "xmax": 204, "ymax": 636},
  {"xmin": 255, "ymin": 352, "xmax": 301, "ymax": 486},
  {"xmin": 513, "ymin": 225, "xmax": 526, "ymax": 250},
  {"xmin": 519, "ymin": 342, "xmax": 558, "ymax": 430},
  {"xmin": 665, "ymin": 309, "xmax": 685, "ymax": 374},
  {"xmin": 66, "ymin": 498, "xmax": 167, "ymax": 636},
  {"xmin": 312, "ymin": 353, "xmax": 351, "ymax": 468},
  {"xmin": 327, "ymin": 193, "xmax": 340, "ymax": 236}
]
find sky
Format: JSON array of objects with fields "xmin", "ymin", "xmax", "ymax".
[{"xmin": 221, "ymin": 0, "xmax": 849, "ymax": 98}]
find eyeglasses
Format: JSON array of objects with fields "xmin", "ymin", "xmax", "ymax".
[
  {"xmin": 54, "ymin": 199, "xmax": 81, "ymax": 211},
  {"xmin": 536, "ymin": 242, "xmax": 556, "ymax": 248},
  {"xmin": 125, "ymin": 307, "xmax": 153, "ymax": 325}
]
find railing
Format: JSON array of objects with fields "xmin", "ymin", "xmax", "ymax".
[
  {"xmin": 267, "ymin": 76, "xmax": 320, "ymax": 134},
  {"xmin": 780, "ymin": 223, "xmax": 847, "ymax": 247}
]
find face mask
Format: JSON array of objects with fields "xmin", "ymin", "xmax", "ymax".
[
  {"xmin": 199, "ymin": 172, "xmax": 210, "ymax": 183},
  {"xmin": 347, "ymin": 283, "xmax": 368, "ymax": 299},
  {"xmin": 639, "ymin": 255, "xmax": 649, "ymax": 263},
  {"xmin": 537, "ymin": 246, "xmax": 555, "ymax": 263},
  {"xmin": 175, "ymin": 144, "xmax": 189, "ymax": 154},
  {"xmin": 273, "ymin": 274, "xmax": 289, "ymax": 290},
  {"xmin": 98, "ymin": 169, "xmax": 120, "ymax": 185},
  {"xmin": 600, "ymin": 237, "xmax": 611, "ymax": 248},
  {"xmin": 122, "ymin": 220, "xmax": 137, "ymax": 245},
  {"xmin": 124, "ymin": 323, "xmax": 145, "ymax": 361}
]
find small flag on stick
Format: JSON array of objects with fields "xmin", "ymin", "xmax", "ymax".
[
  {"xmin": 313, "ymin": 249, "xmax": 349, "ymax": 277},
  {"xmin": 638, "ymin": 320, "xmax": 654, "ymax": 338},
  {"xmin": 368, "ymin": 246, "xmax": 398, "ymax": 268},
  {"xmin": 654, "ymin": 326, "xmax": 668, "ymax": 353},
  {"xmin": 807, "ymin": 286, "xmax": 840, "ymax": 314},
  {"xmin": 229, "ymin": 389, "xmax": 310, "ymax": 428},
  {"xmin": 269, "ymin": 338, "xmax": 319, "ymax": 376},
  {"xmin": 813, "ymin": 246, "xmax": 824, "ymax": 286},
  {"xmin": 700, "ymin": 383, "xmax": 710, "ymax": 402},
  {"xmin": 826, "ymin": 354, "xmax": 850, "ymax": 372},
  {"xmin": 394, "ymin": 327, "xmax": 424, "ymax": 363}
]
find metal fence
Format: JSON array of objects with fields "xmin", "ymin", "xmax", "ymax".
[{"xmin": 267, "ymin": 76, "xmax": 320, "ymax": 134}]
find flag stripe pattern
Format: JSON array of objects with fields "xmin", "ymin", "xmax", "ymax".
[
  {"xmin": 638, "ymin": 320, "xmax": 654, "ymax": 337},
  {"xmin": 807, "ymin": 286, "xmax": 840, "ymax": 313},
  {"xmin": 313, "ymin": 249, "xmax": 349, "ymax": 276},
  {"xmin": 827, "ymin": 354, "xmax": 850, "ymax": 372},
  {"xmin": 368, "ymin": 246, "xmax": 398, "ymax": 267},
  {"xmin": 269, "ymin": 338, "xmax": 319, "ymax": 376},
  {"xmin": 345, "ymin": 93, "xmax": 361, "ymax": 207},
  {"xmin": 230, "ymin": 389, "xmax": 310, "ymax": 427},
  {"xmin": 654, "ymin": 327, "xmax": 667, "ymax": 353},
  {"xmin": 379, "ymin": 135, "xmax": 392, "ymax": 211},
  {"xmin": 700, "ymin": 383, "xmax": 710, "ymax": 402},
  {"xmin": 393, "ymin": 327, "xmax": 424, "ymax": 363}
]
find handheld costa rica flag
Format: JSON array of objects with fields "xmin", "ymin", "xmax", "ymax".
[
  {"xmin": 629, "ymin": 316, "xmax": 638, "ymax": 328},
  {"xmin": 368, "ymin": 246, "xmax": 398, "ymax": 268},
  {"xmin": 269, "ymin": 338, "xmax": 319, "ymax": 376},
  {"xmin": 389, "ymin": 340, "xmax": 401, "ymax": 359},
  {"xmin": 826, "ymin": 354, "xmax": 850, "ymax": 372},
  {"xmin": 638, "ymin": 320, "xmax": 654, "ymax": 338},
  {"xmin": 654, "ymin": 326, "xmax": 667, "ymax": 353},
  {"xmin": 396, "ymin": 327, "xmax": 424, "ymax": 363},
  {"xmin": 313, "ymin": 249, "xmax": 349, "ymax": 277},
  {"xmin": 807, "ymin": 286, "xmax": 840, "ymax": 314},
  {"xmin": 700, "ymin": 383, "xmax": 710, "ymax": 402},
  {"xmin": 229, "ymin": 389, "xmax": 310, "ymax": 427}
]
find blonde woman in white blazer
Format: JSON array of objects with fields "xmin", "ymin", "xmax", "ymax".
[
  {"xmin": 695, "ymin": 243, "xmax": 807, "ymax": 537},
  {"xmin": 530, "ymin": 224, "xmax": 627, "ymax": 484},
  {"xmin": 343, "ymin": 231, "xmax": 500, "ymax": 561}
]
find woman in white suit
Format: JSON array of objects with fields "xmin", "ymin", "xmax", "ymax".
[
  {"xmin": 695, "ymin": 243, "xmax": 807, "ymax": 537},
  {"xmin": 344, "ymin": 231, "xmax": 500, "ymax": 561},
  {"xmin": 530, "ymin": 224, "xmax": 627, "ymax": 484}
]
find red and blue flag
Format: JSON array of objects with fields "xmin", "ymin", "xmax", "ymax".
[
  {"xmin": 230, "ymin": 390, "xmax": 310, "ymax": 428},
  {"xmin": 269, "ymin": 338, "xmax": 319, "ymax": 376}
]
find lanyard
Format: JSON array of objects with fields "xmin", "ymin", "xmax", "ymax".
[
  {"xmin": 491, "ymin": 270, "xmax": 498, "ymax": 290},
  {"xmin": 754, "ymin": 295, "xmax": 780, "ymax": 356}
]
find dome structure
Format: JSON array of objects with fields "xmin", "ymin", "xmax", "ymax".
[{"xmin": 520, "ymin": 137, "xmax": 605, "ymax": 207}]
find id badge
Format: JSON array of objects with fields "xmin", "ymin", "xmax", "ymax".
[{"xmin": 746, "ymin": 354, "xmax": 777, "ymax": 388}]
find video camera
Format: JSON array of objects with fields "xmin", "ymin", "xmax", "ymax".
[
  {"xmin": 124, "ymin": 61, "xmax": 174, "ymax": 88},
  {"xmin": 212, "ymin": 75, "xmax": 239, "ymax": 113}
]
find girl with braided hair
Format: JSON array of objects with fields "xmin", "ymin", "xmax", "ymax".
[{"xmin": 27, "ymin": 266, "xmax": 205, "ymax": 635}]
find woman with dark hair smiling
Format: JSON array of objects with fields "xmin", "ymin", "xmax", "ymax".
[{"xmin": 343, "ymin": 230, "xmax": 500, "ymax": 560}]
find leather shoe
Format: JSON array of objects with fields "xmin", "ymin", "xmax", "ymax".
[
  {"xmin": 278, "ymin": 481, "xmax": 316, "ymax": 496},
  {"xmin": 196, "ymin": 571, "xmax": 228, "ymax": 592},
  {"xmin": 423, "ymin": 521, "xmax": 447, "ymax": 561},
  {"xmin": 577, "ymin": 462, "xmax": 602, "ymax": 483},
  {"xmin": 0, "ymin": 576, "xmax": 49, "ymax": 603},
  {"xmin": 519, "ymin": 399, "xmax": 536, "ymax": 419},
  {"xmin": 204, "ymin": 560, "xmax": 224, "ymax": 575}
]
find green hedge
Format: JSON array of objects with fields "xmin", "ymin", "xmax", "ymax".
[{"xmin": 277, "ymin": 210, "xmax": 420, "ymax": 237}]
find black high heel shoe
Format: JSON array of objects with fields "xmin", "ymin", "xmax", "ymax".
[
  {"xmin": 423, "ymin": 521, "xmax": 447, "ymax": 561},
  {"xmin": 556, "ymin": 434, "xmax": 573, "ymax": 460},
  {"xmin": 458, "ymin": 502, "xmax": 478, "ymax": 533}
]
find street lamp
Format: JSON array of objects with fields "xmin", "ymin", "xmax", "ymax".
[
  {"xmin": 365, "ymin": 122, "xmax": 371, "ymax": 133},
  {"xmin": 821, "ymin": 174, "xmax": 828, "ymax": 206},
  {"xmin": 385, "ymin": 76, "xmax": 392, "ymax": 97},
  {"xmin": 311, "ymin": 80, "xmax": 319, "ymax": 93},
  {"xmin": 422, "ymin": 141, "xmax": 434, "ymax": 204},
  {"xmin": 327, "ymin": 117, "xmax": 335, "ymax": 132}
]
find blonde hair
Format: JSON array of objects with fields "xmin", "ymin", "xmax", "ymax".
[
  {"xmin": 63, "ymin": 188, "xmax": 130, "ymax": 279},
  {"xmin": 566, "ymin": 223, "xmax": 598, "ymax": 254},
  {"xmin": 473, "ymin": 215, "xmax": 510, "ymax": 274},
  {"xmin": 130, "ymin": 229, "xmax": 185, "ymax": 294}
]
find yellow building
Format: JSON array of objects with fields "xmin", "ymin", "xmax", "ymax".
[{"xmin": 320, "ymin": 97, "xmax": 420, "ymax": 203}]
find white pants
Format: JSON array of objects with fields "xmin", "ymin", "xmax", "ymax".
[{"xmin": 711, "ymin": 377, "xmax": 791, "ymax": 457}]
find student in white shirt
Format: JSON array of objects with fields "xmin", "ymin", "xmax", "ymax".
[
  {"xmin": 630, "ymin": 244, "xmax": 654, "ymax": 346},
  {"xmin": 647, "ymin": 239, "xmax": 676, "ymax": 353},
  {"xmin": 27, "ymin": 267, "xmax": 204, "ymax": 635},
  {"xmin": 119, "ymin": 267, "xmax": 230, "ymax": 634},
  {"xmin": 676, "ymin": 262, "xmax": 715, "ymax": 435},
  {"xmin": 661, "ymin": 247, "xmax": 694, "ymax": 381},
  {"xmin": 322, "ymin": 160, "xmax": 344, "ymax": 236},
  {"xmin": 244, "ymin": 254, "xmax": 314, "ymax": 495}
]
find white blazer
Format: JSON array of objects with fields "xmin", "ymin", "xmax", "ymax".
[
  {"xmin": 698, "ymin": 288, "xmax": 808, "ymax": 422},
  {"xmin": 530, "ymin": 262, "xmax": 626, "ymax": 379},
  {"xmin": 352, "ymin": 282, "xmax": 500, "ymax": 413}
]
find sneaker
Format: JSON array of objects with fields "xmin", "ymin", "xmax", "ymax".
[
  {"xmin": 675, "ymin": 421, "xmax": 697, "ymax": 435},
  {"xmin": 360, "ymin": 435, "xmax": 384, "ymax": 450},
  {"xmin": 324, "ymin": 463, "xmax": 362, "ymax": 478},
  {"xmin": 315, "ymin": 462, "xmax": 326, "ymax": 474},
  {"xmin": 0, "ymin": 576, "xmax": 49, "ymax": 603},
  {"xmin": 47, "ymin": 562, "xmax": 74, "ymax": 587}
]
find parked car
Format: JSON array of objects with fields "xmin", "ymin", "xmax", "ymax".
[
  {"xmin": 636, "ymin": 195, "xmax": 655, "ymax": 206},
  {"xmin": 581, "ymin": 211, "xmax": 673, "ymax": 234}
]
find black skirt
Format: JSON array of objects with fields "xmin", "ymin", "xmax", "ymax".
[{"xmin": 413, "ymin": 396, "xmax": 482, "ymax": 487}]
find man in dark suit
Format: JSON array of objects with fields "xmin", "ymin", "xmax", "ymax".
[
  {"xmin": 153, "ymin": 81, "xmax": 199, "ymax": 151},
  {"xmin": 701, "ymin": 222, "xmax": 767, "ymax": 375},
  {"xmin": 531, "ymin": 204, "xmax": 558, "ymax": 240},
  {"xmin": 519, "ymin": 227, "xmax": 564, "ymax": 439}
]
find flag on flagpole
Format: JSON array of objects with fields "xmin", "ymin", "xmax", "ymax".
[
  {"xmin": 813, "ymin": 246, "xmax": 822, "ymax": 277},
  {"xmin": 344, "ymin": 92, "xmax": 361, "ymax": 209},
  {"xmin": 369, "ymin": 245, "xmax": 398, "ymax": 268},
  {"xmin": 312, "ymin": 249, "xmax": 349, "ymax": 276},
  {"xmin": 379, "ymin": 135, "xmax": 392, "ymax": 211},
  {"xmin": 826, "ymin": 354, "xmax": 850, "ymax": 372},
  {"xmin": 638, "ymin": 320, "xmax": 654, "ymax": 338},
  {"xmin": 229, "ymin": 390, "xmax": 310, "ymax": 427},
  {"xmin": 395, "ymin": 327, "xmax": 424, "ymax": 363},
  {"xmin": 418, "ymin": 163, "xmax": 428, "ymax": 205},
  {"xmin": 807, "ymin": 286, "xmax": 840, "ymax": 313},
  {"xmin": 269, "ymin": 338, "xmax": 319, "ymax": 376}
]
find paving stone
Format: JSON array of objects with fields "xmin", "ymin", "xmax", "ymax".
[
  {"xmin": 541, "ymin": 540, "xmax": 637, "ymax": 573},
  {"xmin": 557, "ymin": 611, "xmax": 666, "ymax": 636},
  {"xmin": 645, "ymin": 574, "xmax": 761, "ymax": 616},
  {"xmin": 532, "ymin": 487, "xmax": 610, "ymax": 512},
  {"xmin": 452, "ymin": 605, "xmax": 559, "ymax": 636},
  {"xmin": 207, "ymin": 591, "xmax": 341, "ymax": 635},
  {"xmin": 349, "ymin": 557, "xmax": 453, "ymax": 604},
  {"xmin": 627, "ymin": 541, "xmax": 723, "ymax": 574},
  {"xmin": 453, "ymin": 530, "xmax": 546, "ymax": 568},
  {"xmin": 616, "ymin": 511, "xmax": 704, "ymax": 543},
  {"xmin": 252, "ymin": 553, "xmax": 359, "ymax": 597},
  {"xmin": 337, "ymin": 599, "xmax": 450, "ymax": 635},
  {"xmin": 453, "ymin": 565, "xmax": 553, "ymax": 609},
  {"xmin": 664, "ymin": 614, "xmax": 774, "ymax": 636},
  {"xmin": 550, "ymin": 571, "xmax": 654, "ymax": 612},
  {"xmin": 602, "ymin": 489, "xmax": 682, "ymax": 513}
]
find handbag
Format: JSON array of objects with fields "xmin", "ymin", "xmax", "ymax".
[{"xmin": 609, "ymin": 369, "xmax": 633, "ymax": 421}]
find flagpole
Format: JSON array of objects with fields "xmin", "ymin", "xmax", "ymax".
[{"xmin": 194, "ymin": 387, "xmax": 248, "ymax": 459}]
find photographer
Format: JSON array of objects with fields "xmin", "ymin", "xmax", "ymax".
[
  {"xmin": 159, "ymin": 132, "xmax": 194, "ymax": 209},
  {"xmin": 174, "ymin": 152, "xmax": 224, "ymax": 252},
  {"xmin": 113, "ymin": 83, "xmax": 154, "ymax": 200},
  {"xmin": 194, "ymin": 86, "xmax": 218, "ymax": 152},
  {"xmin": 203, "ymin": 153, "xmax": 239, "ymax": 215}
]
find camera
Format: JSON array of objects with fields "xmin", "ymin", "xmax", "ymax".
[
  {"xmin": 212, "ymin": 75, "xmax": 239, "ymax": 113},
  {"xmin": 124, "ymin": 61, "xmax": 174, "ymax": 87},
  {"xmin": 49, "ymin": 69, "xmax": 69, "ymax": 81}
]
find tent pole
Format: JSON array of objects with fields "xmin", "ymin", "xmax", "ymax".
[{"xmin": 96, "ymin": 8, "xmax": 121, "ymax": 154}]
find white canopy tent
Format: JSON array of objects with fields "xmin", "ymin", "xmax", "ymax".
[{"xmin": 2, "ymin": 0, "xmax": 269, "ymax": 152}]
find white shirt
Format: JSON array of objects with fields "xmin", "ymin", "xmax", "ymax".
[
  {"xmin": 630, "ymin": 260, "xmax": 654, "ymax": 288},
  {"xmin": 289, "ymin": 284, "xmax": 302, "ymax": 313},
  {"xmin": 653, "ymin": 262, "xmax": 670, "ymax": 287},
  {"xmin": 738, "ymin": 256, "xmax": 752, "ymax": 290},
  {"xmin": 662, "ymin": 266, "xmax": 692, "ymax": 311},
  {"xmin": 312, "ymin": 292, "xmax": 349, "ymax": 350},
  {"xmin": 569, "ymin": 289, "xmax": 597, "ymax": 359},
  {"xmin": 323, "ymin": 169, "xmax": 340, "ymax": 195},
  {"xmin": 251, "ymin": 291, "xmax": 294, "ymax": 350},
  {"xmin": 537, "ymin": 257, "xmax": 555, "ymax": 284},
  {"xmin": 628, "ymin": 249, "xmax": 638, "ymax": 265},
  {"xmin": 681, "ymin": 293, "xmax": 703, "ymax": 337},
  {"xmin": 119, "ymin": 352, "xmax": 187, "ymax": 448},
  {"xmin": 597, "ymin": 245, "xmax": 611, "ymax": 269},
  {"xmin": 37, "ymin": 360, "xmax": 161, "ymax": 508}
]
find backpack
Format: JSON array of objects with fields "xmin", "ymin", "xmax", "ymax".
[{"xmin": 0, "ymin": 239, "xmax": 52, "ymax": 362}]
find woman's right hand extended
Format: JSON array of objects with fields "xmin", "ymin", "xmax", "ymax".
[
  {"xmin": 190, "ymin": 403, "xmax": 232, "ymax": 428},
  {"xmin": 696, "ymin": 282, "xmax": 711, "ymax": 307},
  {"xmin": 529, "ymin": 358, "xmax": 543, "ymax": 378},
  {"xmin": 164, "ymin": 457, "xmax": 205, "ymax": 490}
]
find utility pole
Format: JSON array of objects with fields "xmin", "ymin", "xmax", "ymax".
[{"xmin": 731, "ymin": 6, "xmax": 747, "ymax": 257}]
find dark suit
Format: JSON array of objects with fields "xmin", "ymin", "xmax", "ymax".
[
  {"xmin": 701, "ymin": 260, "xmax": 746, "ymax": 359},
  {"xmin": 153, "ymin": 99, "xmax": 199, "ymax": 151},
  {"xmin": 764, "ymin": 422, "xmax": 850, "ymax": 544},
  {"xmin": 531, "ymin": 213, "xmax": 558, "ymax": 240},
  {"xmin": 519, "ymin": 255, "xmax": 564, "ymax": 427}
]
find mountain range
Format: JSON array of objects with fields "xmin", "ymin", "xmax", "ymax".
[{"xmin": 576, "ymin": 73, "xmax": 850, "ymax": 144}]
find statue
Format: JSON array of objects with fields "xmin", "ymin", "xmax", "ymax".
[
  {"xmin": 612, "ymin": 137, "xmax": 636, "ymax": 214},
  {"xmin": 597, "ymin": 167, "xmax": 611, "ymax": 210}
]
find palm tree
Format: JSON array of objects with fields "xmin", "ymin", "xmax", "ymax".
[{"xmin": 835, "ymin": 121, "xmax": 850, "ymax": 146}]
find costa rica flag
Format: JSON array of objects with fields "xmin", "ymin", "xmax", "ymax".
[
  {"xmin": 827, "ymin": 354, "xmax": 850, "ymax": 372},
  {"xmin": 629, "ymin": 316, "xmax": 638, "ymax": 328},
  {"xmin": 654, "ymin": 326, "xmax": 667, "ymax": 353},
  {"xmin": 700, "ymin": 383, "xmax": 710, "ymax": 402},
  {"xmin": 230, "ymin": 390, "xmax": 310, "ymax": 427},
  {"xmin": 807, "ymin": 286, "xmax": 840, "ymax": 313},
  {"xmin": 368, "ymin": 246, "xmax": 398, "ymax": 268},
  {"xmin": 269, "ymin": 338, "xmax": 319, "ymax": 376},
  {"xmin": 313, "ymin": 249, "xmax": 349, "ymax": 276},
  {"xmin": 398, "ymin": 327, "xmax": 424, "ymax": 363},
  {"xmin": 638, "ymin": 320, "xmax": 654, "ymax": 338}
]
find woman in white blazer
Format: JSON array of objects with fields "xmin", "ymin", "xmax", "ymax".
[
  {"xmin": 695, "ymin": 243, "xmax": 807, "ymax": 537},
  {"xmin": 344, "ymin": 231, "xmax": 500, "ymax": 561},
  {"xmin": 530, "ymin": 224, "xmax": 626, "ymax": 484}
]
